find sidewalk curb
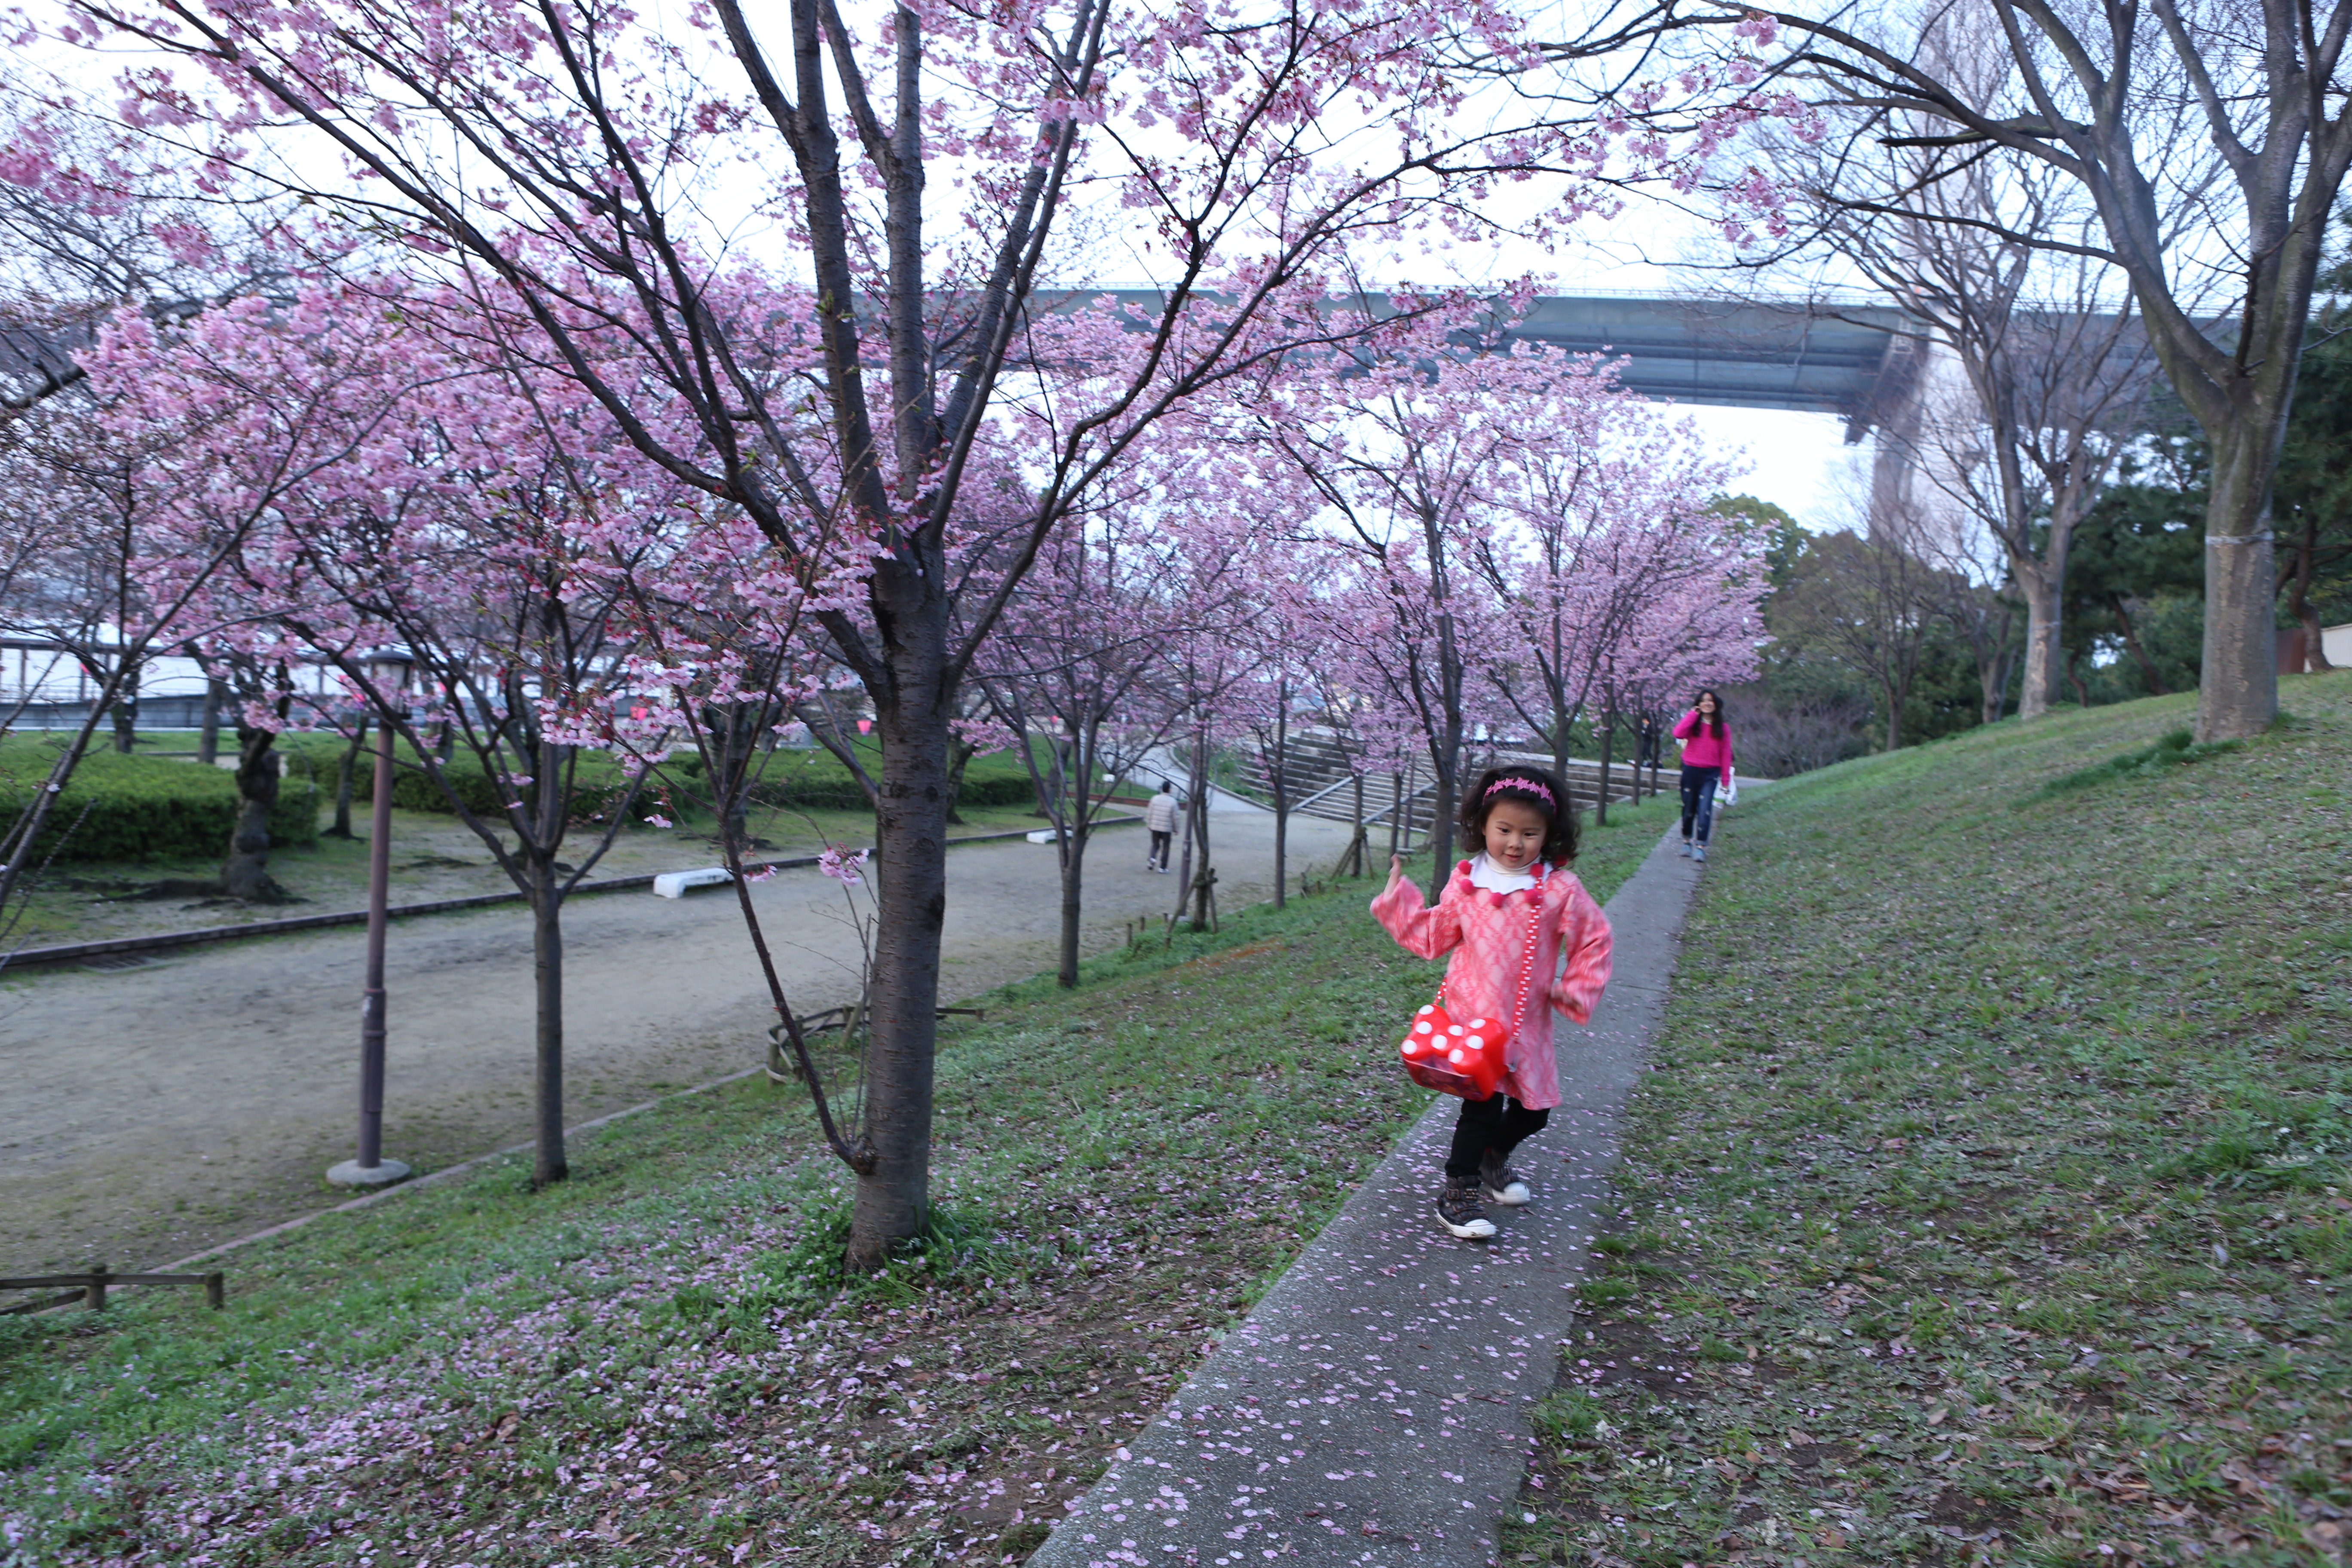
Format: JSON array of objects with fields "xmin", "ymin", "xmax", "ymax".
[{"xmin": 1, "ymin": 816, "xmax": 1141, "ymax": 974}]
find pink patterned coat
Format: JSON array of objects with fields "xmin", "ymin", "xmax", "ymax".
[{"xmin": 1371, "ymin": 860, "xmax": 1614, "ymax": 1109}]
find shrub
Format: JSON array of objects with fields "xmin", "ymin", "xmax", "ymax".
[
  {"xmin": 0, "ymin": 747, "xmax": 318, "ymax": 864},
  {"xmin": 339, "ymin": 743, "xmax": 1038, "ymax": 821},
  {"xmin": 346, "ymin": 751, "xmax": 638, "ymax": 821},
  {"xmin": 2028, "ymin": 728, "xmax": 2242, "ymax": 802}
]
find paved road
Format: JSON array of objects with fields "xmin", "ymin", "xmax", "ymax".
[{"xmin": 0, "ymin": 815, "xmax": 1358, "ymax": 1273}]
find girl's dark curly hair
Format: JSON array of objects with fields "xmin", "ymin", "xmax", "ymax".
[{"xmin": 1458, "ymin": 764, "xmax": 1579, "ymax": 867}]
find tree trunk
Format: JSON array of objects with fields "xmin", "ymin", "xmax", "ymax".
[
  {"xmin": 2014, "ymin": 560, "xmax": 2063, "ymax": 721},
  {"xmin": 1595, "ymin": 711, "xmax": 1613, "ymax": 827},
  {"xmin": 2196, "ymin": 429, "xmax": 2283, "ymax": 741},
  {"xmin": 1270, "ymin": 697, "xmax": 1287, "ymax": 910},
  {"xmin": 1188, "ymin": 731, "xmax": 1215, "ymax": 932},
  {"xmin": 2068, "ymin": 649, "xmax": 2092, "ymax": 710},
  {"xmin": 1056, "ymin": 818, "xmax": 1087, "ymax": 988},
  {"xmin": 196, "ymin": 677, "xmax": 225, "ymax": 766},
  {"xmin": 2288, "ymin": 508, "xmax": 2333, "ymax": 673},
  {"xmin": 1881, "ymin": 681, "xmax": 1905, "ymax": 752},
  {"xmin": 1979, "ymin": 599, "xmax": 2018, "ymax": 725},
  {"xmin": 845, "ymin": 638, "xmax": 954, "ymax": 1273},
  {"xmin": 111, "ymin": 666, "xmax": 138, "ymax": 753},
  {"xmin": 1425, "ymin": 739, "xmax": 1456, "ymax": 901},
  {"xmin": 530, "ymin": 854, "xmax": 568, "ymax": 1185},
  {"xmin": 1169, "ymin": 738, "xmax": 1200, "ymax": 934},
  {"xmin": 1549, "ymin": 705, "xmax": 1570, "ymax": 811},
  {"xmin": 1350, "ymin": 772, "xmax": 1365, "ymax": 877},
  {"xmin": 328, "ymin": 714, "xmax": 368, "ymax": 838},
  {"xmin": 1982, "ymin": 645, "xmax": 2011, "ymax": 725},
  {"xmin": 220, "ymin": 725, "xmax": 286, "ymax": 901},
  {"xmin": 2109, "ymin": 593, "xmax": 2170, "ymax": 695},
  {"xmin": 942, "ymin": 730, "xmax": 978, "ymax": 824}
]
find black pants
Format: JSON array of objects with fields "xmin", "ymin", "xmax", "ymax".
[
  {"xmin": 1678, "ymin": 764, "xmax": 1721, "ymax": 846},
  {"xmin": 1445, "ymin": 1092, "xmax": 1550, "ymax": 1182},
  {"xmin": 1148, "ymin": 829, "xmax": 1173, "ymax": 868}
]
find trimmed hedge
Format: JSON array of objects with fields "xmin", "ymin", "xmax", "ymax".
[
  {"xmin": 662, "ymin": 746, "xmax": 1040, "ymax": 815},
  {"xmin": 331, "ymin": 743, "xmax": 1038, "ymax": 821},
  {"xmin": 0, "ymin": 748, "xmax": 318, "ymax": 865},
  {"xmin": 346, "ymin": 751, "xmax": 637, "ymax": 821},
  {"xmin": 738, "ymin": 771, "xmax": 1033, "ymax": 812}
]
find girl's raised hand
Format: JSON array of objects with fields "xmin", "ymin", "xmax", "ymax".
[{"xmin": 1385, "ymin": 853, "xmax": 1406, "ymax": 894}]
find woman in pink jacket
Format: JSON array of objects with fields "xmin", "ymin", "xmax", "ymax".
[
  {"xmin": 1672, "ymin": 688, "xmax": 1734, "ymax": 863},
  {"xmin": 1373, "ymin": 765, "xmax": 1614, "ymax": 1240}
]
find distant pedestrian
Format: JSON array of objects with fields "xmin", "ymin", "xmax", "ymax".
[
  {"xmin": 1672, "ymin": 689, "xmax": 1734, "ymax": 863},
  {"xmin": 1635, "ymin": 714, "xmax": 1662, "ymax": 772},
  {"xmin": 1373, "ymin": 765, "xmax": 1614, "ymax": 1241},
  {"xmin": 1145, "ymin": 781, "xmax": 1179, "ymax": 872}
]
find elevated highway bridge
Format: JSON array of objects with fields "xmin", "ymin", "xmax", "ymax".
[{"xmin": 6, "ymin": 289, "xmax": 1917, "ymax": 441}]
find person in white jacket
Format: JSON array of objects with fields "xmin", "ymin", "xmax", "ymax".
[{"xmin": 1145, "ymin": 782, "xmax": 1180, "ymax": 872}]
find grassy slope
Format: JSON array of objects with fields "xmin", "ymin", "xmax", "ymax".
[
  {"xmin": 1513, "ymin": 680, "xmax": 2352, "ymax": 1568},
  {"xmin": 0, "ymin": 795, "xmax": 1679, "ymax": 1567}
]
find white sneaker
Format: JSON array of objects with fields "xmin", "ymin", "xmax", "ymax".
[
  {"xmin": 1678, "ymin": 839, "xmax": 1692, "ymax": 858},
  {"xmin": 1480, "ymin": 1155, "xmax": 1532, "ymax": 1207},
  {"xmin": 1693, "ymin": 844, "xmax": 1707, "ymax": 862},
  {"xmin": 1436, "ymin": 1182, "xmax": 1497, "ymax": 1239}
]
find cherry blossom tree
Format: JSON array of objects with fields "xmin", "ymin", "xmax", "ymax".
[
  {"xmin": 1243, "ymin": 336, "xmax": 1550, "ymax": 895},
  {"xmin": 125, "ymin": 285, "xmax": 688, "ymax": 1185},
  {"xmin": 0, "ymin": 288, "xmax": 450, "ymax": 952},
  {"xmin": 1467, "ymin": 357, "xmax": 1761, "ymax": 812},
  {"xmin": 967, "ymin": 512, "xmax": 1197, "ymax": 986},
  {"xmin": 39, "ymin": 0, "xmax": 1792, "ymax": 1265}
]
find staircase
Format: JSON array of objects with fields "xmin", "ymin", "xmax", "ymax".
[{"xmin": 1237, "ymin": 731, "xmax": 1663, "ymax": 848}]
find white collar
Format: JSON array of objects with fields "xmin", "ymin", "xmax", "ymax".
[{"xmin": 1467, "ymin": 853, "xmax": 1541, "ymax": 894}]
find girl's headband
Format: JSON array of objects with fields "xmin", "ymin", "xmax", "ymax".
[{"xmin": 1485, "ymin": 776, "xmax": 1555, "ymax": 810}]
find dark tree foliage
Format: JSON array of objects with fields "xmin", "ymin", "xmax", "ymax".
[
  {"xmin": 2066, "ymin": 436, "xmax": 2208, "ymax": 703},
  {"xmin": 2272, "ymin": 230, "xmax": 2352, "ymax": 664},
  {"xmin": 1743, "ymin": 512, "xmax": 1988, "ymax": 761}
]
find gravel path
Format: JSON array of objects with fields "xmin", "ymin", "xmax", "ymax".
[{"xmin": 0, "ymin": 815, "xmax": 1357, "ymax": 1273}]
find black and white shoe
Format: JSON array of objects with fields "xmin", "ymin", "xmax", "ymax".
[
  {"xmin": 1480, "ymin": 1153, "xmax": 1531, "ymax": 1207},
  {"xmin": 1436, "ymin": 1181, "xmax": 1497, "ymax": 1240}
]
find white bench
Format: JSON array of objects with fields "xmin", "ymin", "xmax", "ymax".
[{"xmin": 651, "ymin": 867, "xmax": 733, "ymax": 899}]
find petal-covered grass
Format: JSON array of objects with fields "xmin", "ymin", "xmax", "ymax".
[
  {"xmin": 0, "ymin": 795, "xmax": 1678, "ymax": 1566},
  {"xmin": 1510, "ymin": 677, "xmax": 2352, "ymax": 1568}
]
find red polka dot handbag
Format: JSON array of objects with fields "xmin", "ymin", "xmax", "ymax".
[{"xmin": 1397, "ymin": 863, "xmax": 1547, "ymax": 1099}]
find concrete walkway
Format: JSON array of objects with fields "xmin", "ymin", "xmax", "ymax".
[{"xmin": 1030, "ymin": 826, "xmax": 1706, "ymax": 1568}]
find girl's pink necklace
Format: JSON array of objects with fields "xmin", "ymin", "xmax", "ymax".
[{"xmin": 1441, "ymin": 859, "xmax": 1548, "ymax": 1045}]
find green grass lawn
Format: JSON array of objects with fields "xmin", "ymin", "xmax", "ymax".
[
  {"xmin": 0, "ymin": 796, "xmax": 1678, "ymax": 1566},
  {"xmin": 1510, "ymin": 679, "xmax": 2352, "ymax": 1568}
]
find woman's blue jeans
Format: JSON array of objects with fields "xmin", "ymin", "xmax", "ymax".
[{"xmin": 1679, "ymin": 763, "xmax": 1721, "ymax": 845}]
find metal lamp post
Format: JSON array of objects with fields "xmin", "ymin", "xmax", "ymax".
[{"xmin": 328, "ymin": 650, "xmax": 413, "ymax": 1188}]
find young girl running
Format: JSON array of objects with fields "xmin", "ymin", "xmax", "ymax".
[{"xmin": 1373, "ymin": 765, "xmax": 1614, "ymax": 1240}]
